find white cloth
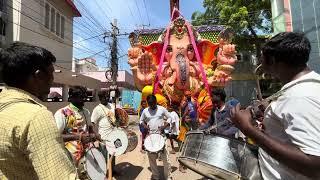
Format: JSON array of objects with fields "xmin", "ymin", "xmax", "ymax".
[
  {"xmin": 147, "ymin": 144, "xmax": 171, "ymax": 180},
  {"xmin": 169, "ymin": 111, "xmax": 180, "ymax": 135},
  {"xmin": 54, "ymin": 104, "xmax": 91, "ymax": 133},
  {"xmin": 259, "ymin": 71, "xmax": 320, "ymax": 180},
  {"xmin": 139, "ymin": 105, "xmax": 172, "ymax": 134},
  {"xmin": 91, "ymin": 103, "xmax": 115, "ymax": 140},
  {"xmin": 164, "ymin": 116, "xmax": 170, "ymax": 134}
]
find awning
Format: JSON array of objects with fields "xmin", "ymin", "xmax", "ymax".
[
  {"xmin": 65, "ymin": 0, "xmax": 81, "ymax": 17},
  {"xmin": 81, "ymin": 70, "xmax": 137, "ymax": 90},
  {"xmin": 54, "ymin": 65, "xmax": 102, "ymax": 89}
]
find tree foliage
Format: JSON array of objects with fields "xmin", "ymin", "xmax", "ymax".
[{"xmin": 192, "ymin": 0, "xmax": 272, "ymax": 55}]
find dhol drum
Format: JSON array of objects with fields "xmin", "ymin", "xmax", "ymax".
[
  {"xmin": 144, "ymin": 133, "xmax": 166, "ymax": 153},
  {"xmin": 78, "ymin": 147, "xmax": 107, "ymax": 180},
  {"xmin": 115, "ymin": 108, "xmax": 129, "ymax": 127},
  {"xmin": 178, "ymin": 131, "xmax": 262, "ymax": 180},
  {"xmin": 105, "ymin": 128, "xmax": 138, "ymax": 156}
]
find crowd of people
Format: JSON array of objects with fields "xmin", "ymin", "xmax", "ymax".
[{"xmin": 0, "ymin": 32, "xmax": 319, "ymax": 180}]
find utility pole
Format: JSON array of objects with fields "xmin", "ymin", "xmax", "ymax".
[
  {"xmin": 103, "ymin": 19, "xmax": 130, "ymax": 114},
  {"xmin": 110, "ymin": 19, "xmax": 119, "ymax": 87},
  {"xmin": 104, "ymin": 19, "xmax": 129, "ymax": 86}
]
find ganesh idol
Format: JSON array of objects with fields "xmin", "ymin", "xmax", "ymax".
[{"xmin": 127, "ymin": 8, "xmax": 237, "ymax": 125}]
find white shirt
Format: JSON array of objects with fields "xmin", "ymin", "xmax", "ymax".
[
  {"xmin": 169, "ymin": 111, "xmax": 180, "ymax": 135},
  {"xmin": 139, "ymin": 105, "xmax": 171, "ymax": 133},
  {"xmin": 91, "ymin": 103, "xmax": 115, "ymax": 140},
  {"xmin": 259, "ymin": 71, "xmax": 320, "ymax": 180}
]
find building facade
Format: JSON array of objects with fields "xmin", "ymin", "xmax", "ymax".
[
  {"xmin": 0, "ymin": 0, "xmax": 106, "ymax": 113},
  {"xmin": 271, "ymin": 0, "xmax": 320, "ymax": 72},
  {"xmin": 1, "ymin": 0, "xmax": 81, "ymax": 70},
  {"xmin": 81, "ymin": 70, "xmax": 141, "ymax": 110},
  {"xmin": 74, "ymin": 58, "xmax": 99, "ymax": 72}
]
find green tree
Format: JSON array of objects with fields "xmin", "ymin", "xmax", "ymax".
[{"xmin": 192, "ymin": 0, "xmax": 272, "ymax": 57}]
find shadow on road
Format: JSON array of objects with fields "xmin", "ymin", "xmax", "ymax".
[
  {"xmin": 114, "ymin": 162, "xmax": 143, "ymax": 180},
  {"xmin": 147, "ymin": 166, "xmax": 178, "ymax": 173},
  {"xmin": 146, "ymin": 165, "xmax": 178, "ymax": 179}
]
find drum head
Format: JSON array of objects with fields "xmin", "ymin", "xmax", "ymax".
[
  {"xmin": 125, "ymin": 130, "xmax": 138, "ymax": 153},
  {"xmin": 105, "ymin": 129, "xmax": 128, "ymax": 156},
  {"xmin": 85, "ymin": 148, "xmax": 107, "ymax": 180},
  {"xmin": 115, "ymin": 108, "xmax": 129, "ymax": 127},
  {"xmin": 144, "ymin": 134, "xmax": 165, "ymax": 152}
]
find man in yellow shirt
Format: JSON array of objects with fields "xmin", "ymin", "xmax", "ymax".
[{"xmin": 0, "ymin": 42, "xmax": 76, "ymax": 179}]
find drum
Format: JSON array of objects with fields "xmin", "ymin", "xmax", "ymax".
[
  {"xmin": 105, "ymin": 128, "xmax": 138, "ymax": 156},
  {"xmin": 144, "ymin": 133, "xmax": 166, "ymax": 153},
  {"xmin": 178, "ymin": 131, "xmax": 262, "ymax": 180},
  {"xmin": 115, "ymin": 108, "xmax": 129, "ymax": 127},
  {"xmin": 77, "ymin": 147, "xmax": 107, "ymax": 180}
]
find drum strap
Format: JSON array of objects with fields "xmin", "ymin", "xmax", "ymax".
[
  {"xmin": 265, "ymin": 78, "xmax": 320, "ymax": 102},
  {"xmin": 99, "ymin": 104, "xmax": 116, "ymax": 127}
]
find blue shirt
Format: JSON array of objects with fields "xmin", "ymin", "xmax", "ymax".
[
  {"xmin": 187, "ymin": 101, "xmax": 197, "ymax": 120},
  {"xmin": 199, "ymin": 103, "xmax": 238, "ymax": 136},
  {"xmin": 214, "ymin": 104, "xmax": 238, "ymax": 137},
  {"xmin": 182, "ymin": 101, "xmax": 198, "ymax": 130}
]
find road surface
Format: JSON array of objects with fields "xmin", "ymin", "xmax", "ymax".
[{"xmin": 113, "ymin": 115, "xmax": 206, "ymax": 180}]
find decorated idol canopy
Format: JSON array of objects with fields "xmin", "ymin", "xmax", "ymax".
[{"xmin": 127, "ymin": 8, "xmax": 237, "ymax": 125}]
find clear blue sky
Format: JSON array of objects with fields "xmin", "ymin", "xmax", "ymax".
[{"xmin": 73, "ymin": 0, "xmax": 205, "ymax": 72}]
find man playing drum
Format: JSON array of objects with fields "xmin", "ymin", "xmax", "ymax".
[
  {"xmin": 54, "ymin": 86, "xmax": 100, "ymax": 178},
  {"xmin": 91, "ymin": 89, "xmax": 120, "ymax": 176},
  {"xmin": 138, "ymin": 100, "xmax": 148, "ymax": 153},
  {"xmin": 231, "ymin": 32, "xmax": 320, "ymax": 179},
  {"xmin": 140, "ymin": 94, "xmax": 172, "ymax": 180},
  {"xmin": 209, "ymin": 88, "xmax": 239, "ymax": 137}
]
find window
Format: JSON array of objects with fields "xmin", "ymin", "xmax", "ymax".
[
  {"xmin": 61, "ymin": 16, "xmax": 65, "ymax": 38},
  {"xmin": 236, "ymin": 54, "xmax": 242, "ymax": 62},
  {"xmin": 50, "ymin": 7, "xmax": 55, "ymax": 32},
  {"xmin": 45, "ymin": 3, "xmax": 50, "ymax": 28},
  {"xmin": 0, "ymin": 0, "xmax": 5, "ymax": 12},
  {"xmin": 45, "ymin": 2, "xmax": 65, "ymax": 39},
  {"xmin": 0, "ymin": 18, "xmax": 5, "ymax": 36},
  {"xmin": 56, "ymin": 13, "xmax": 60, "ymax": 36}
]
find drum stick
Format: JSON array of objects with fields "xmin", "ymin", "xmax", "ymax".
[
  {"xmin": 254, "ymin": 64, "xmax": 263, "ymax": 101},
  {"xmin": 107, "ymin": 152, "xmax": 115, "ymax": 180}
]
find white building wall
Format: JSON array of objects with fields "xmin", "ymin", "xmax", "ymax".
[{"xmin": 9, "ymin": 0, "xmax": 74, "ymax": 70}]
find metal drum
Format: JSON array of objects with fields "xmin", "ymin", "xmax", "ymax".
[
  {"xmin": 77, "ymin": 147, "xmax": 107, "ymax": 180},
  {"xmin": 126, "ymin": 129, "xmax": 139, "ymax": 152},
  {"xmin": 144, "ymin": 133, "xmax": 166, "ymax": 153},
  {"xmin": 105, "ymin": 128, "xmax": 138, "ymax": 156},
  {"xmin": 178, "ymin": 131, "xmax": 262, "ymax": 180},
  {"xmin": 115, "ymin": 108, "xmax": 129, "ymax": 127},
  {"xmin": 85, "ymin": 147, "xmax": 107, "ymax": 180}
]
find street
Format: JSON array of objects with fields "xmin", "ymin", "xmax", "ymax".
[{"xmin": 113, "ymin": 115, "xmax": 205, "ymax": 180}]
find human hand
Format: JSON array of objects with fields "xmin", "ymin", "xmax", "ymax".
[
  {"xmin": 230, "ymin": 104, "xmax": 255, "ymax": 135},
  {"xmin": 142, "ymin": 123, "xmax": 149, "ymax": 131},
  {"xmin": 158, "ymin": 126, "xmax": 165, "ymax": 134},
  {"xmin": 81, "ymin": 133, "xmax": 98, "ymax": 144}
]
